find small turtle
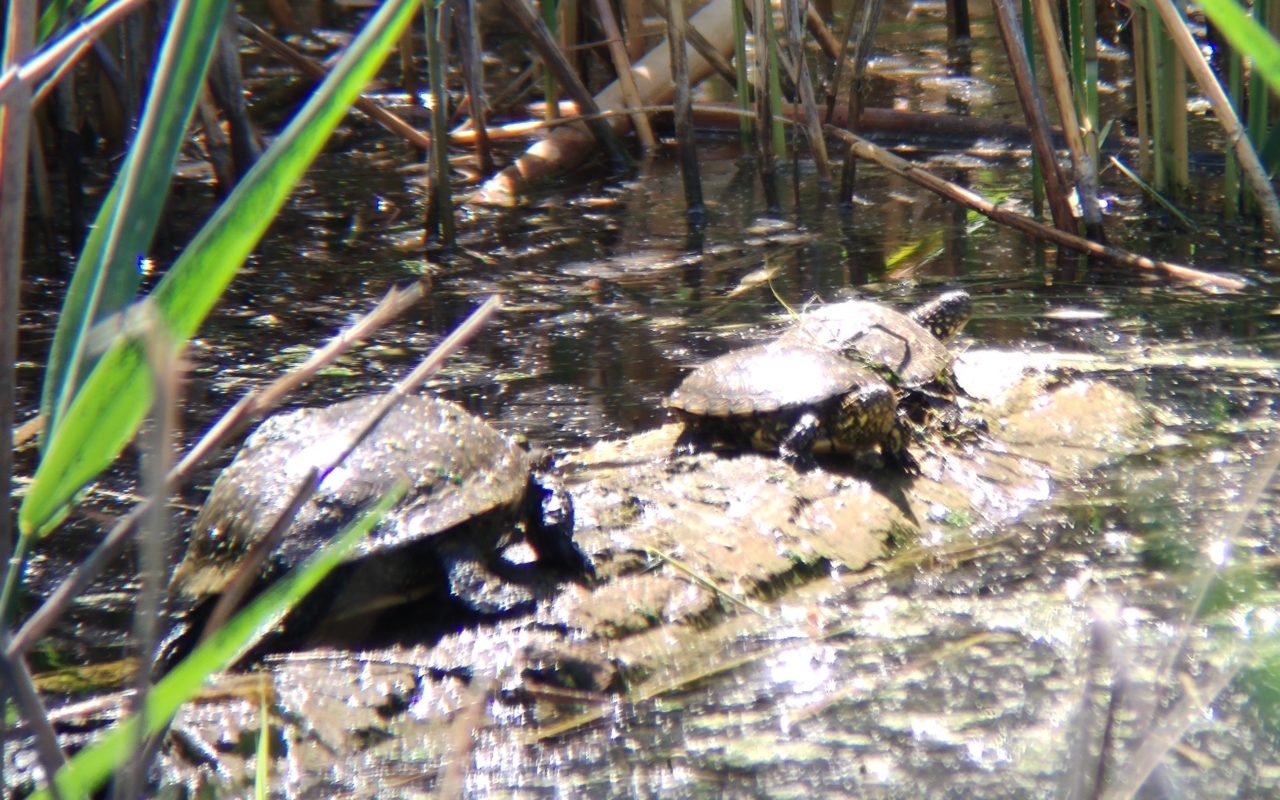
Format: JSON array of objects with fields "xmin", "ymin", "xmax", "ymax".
[
  {"xmin": 778, "ymin": 289, "xmax": 971, "ymax": 389},
  {"xmin": 166, "ymin": 394, "xmax": 587, "ymax": 661},
  {"xmin": 666, "ymin": 339, "xmax": 919, "ymax": 472}
]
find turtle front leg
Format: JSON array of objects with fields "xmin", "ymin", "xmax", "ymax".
[{"xmin": 777, "ymin": 411, "xmax": 821, "ymax": 470}]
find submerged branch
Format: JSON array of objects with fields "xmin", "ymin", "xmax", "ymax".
[{"xmin": 826, "ymin": 126, "xmax": 1247, "ymax": 292}]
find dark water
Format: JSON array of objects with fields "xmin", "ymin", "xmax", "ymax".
[{"xmin": 13, "ymin": 0, "xmax": 1280, "ymax": 794}]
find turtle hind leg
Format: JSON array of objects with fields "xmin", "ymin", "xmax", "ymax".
[
  {"xmin": 881, "ymin": 417, "xmax": 921, "ymax": 476},
  {"xmin": 778, "ymin": 412, "xmax": 821, "ymax": 470}
]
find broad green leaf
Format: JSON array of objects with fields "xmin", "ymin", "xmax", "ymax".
[
  {"xmin": 40, "ymin": 0, "xmax": 228, "ymax": 441},
  {"xmin": 30, "ymin": 483, "xmax": 405, "ymax": 800},
  {"xmin": 1199, "ymin": 0, "xmax": 1280, "ymax": 102},
  {"xmin": 19, "ymin": 0, "xmax": 420, "ymax": 537}
]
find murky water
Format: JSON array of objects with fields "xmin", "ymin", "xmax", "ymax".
[{"xmin": 13, "ymin": 0, "xmax": 1280, "ymax": 794}]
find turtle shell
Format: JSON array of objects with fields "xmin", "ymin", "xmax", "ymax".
[
  {"xmin": 665, "ymin": 339, "xmax": 909, "ymax": 465},
  {"xmin": 778, "ymin": 291, "xmax": 969, "ymax": 388},
  {"xmin": 173, "ymin": 394, "xmax": 531, "ymax": 602},
  {"xmin": 667, "ymin": 340, "xmax": 885, "ymax": 418}
]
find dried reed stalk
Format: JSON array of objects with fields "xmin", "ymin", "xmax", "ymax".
[
  {"xmin": 1149, "ymin": 0, "xmax": 1280, "ymax": 240},
  {"xmin": 1029, "ymin": 0, "xmax": 1106, "ymax": 238},
  {"xmin": 827, "ymin": 125, "xmax": 1247, "ymax": 291},
  {"xmin": 989, "ymin": 0, "xmax": 1078, "ymax": 234}
]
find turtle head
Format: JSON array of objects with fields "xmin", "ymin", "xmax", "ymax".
[{"xmin": 909, "ymin": 290, "xmax": 971, "ymax": 341}]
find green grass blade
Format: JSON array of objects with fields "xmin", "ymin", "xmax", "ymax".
[
  {"xmin": 1200, "ymin": 0, "xmax": 1280, "ymax": 100},
  {"xmin": 36, "ymin": 0, "xmax": 112, "ymax": 44},
  {"xmin": 40, "ymin": 0, "xmax": 228, "ymax": 441},
  {"xmin": 29, "ymin": 483, "xmax": 405, "ymax": 800},
  {"xmin": 18, "ymin": 0, "xmax": 419, "ymax": 537}
]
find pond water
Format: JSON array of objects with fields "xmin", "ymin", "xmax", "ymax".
[{"xmin": 13, "ymin": 0, "xmax": 1280, "ymax": 794}]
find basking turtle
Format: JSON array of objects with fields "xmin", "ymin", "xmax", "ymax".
[
  {"xmin": 167, "ymin": 394, "xmax": 588, "ymax": 660},
  {"xmin": 778, "ymin": 289, "xmax": 971, "ymax": 389},
  {"xmin": 666, "ymin": 339, "xmax": 919, "ymax": 472}
]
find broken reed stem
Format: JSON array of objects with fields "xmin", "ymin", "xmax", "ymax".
[
  {"xmin": 593, "ymin": 0, "xmax": 656, "ymax": 149},
  {"xmin": 1131, "ymin": 6, "xmax": 1152, "ymax": 180},
  {"xmin": 989, "ymin": 0, "xmax": 1078, "ymax": 234},
  {"xmin": 731, "ymin": 0, "xmax": 752, "ymax": 146},
  {"xmin": 826, "ymin": 125, "xmax": 1247, "ymax": 291},
  {"xmin": 1149, "ymin": 0, "xmax": 1280, "ymax": 240},
  {"xmin": 752, "ymin": 0, "xmax": 781, "ymax": 210},
  {"xmin": 499, "ymin": 0, "xmax": 629, "ymax": 164},
  {"xmin": 804, "ymin": 4, "xmax": 842, "ymax": 61},
  {"xmin": 842, "ymin": 0, "xmax": 885, "ymax": 131},
  {"xmin": 424, "ymin": 0, "xmax": 456, "ymax": 245},
  {"xmin": 1029, "ymin": 0, "xmax": 1106, "ymax": 239},
  {"xmin": 642, "ymin": 0, "xmax": 738, "ymax": 87},
  {"xmin": 238, "ymin": 17, "xmax": 433, "ymax": 151},
  {"xmin": 457, "ymin": 0, "xmax": 494, "ymax": 174},
  {"xmin": 785, "ymin": 0, "xmax": 831, "ymax": 187},
  {"xmin": 666, "ymin": 0, "xmax": 704, "ymax": 216}
]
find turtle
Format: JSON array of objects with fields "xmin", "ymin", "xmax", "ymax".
[
  {"xmin": 666, "ymin": 339, "xmax": 919, "ymax": 473},
  {"xmin": 164, "ymin": 394, "xmax": 589, "ymax": 663},
  {"xmin": 777, "ymin": 289, "xmax": 972, "ymax": 390}
]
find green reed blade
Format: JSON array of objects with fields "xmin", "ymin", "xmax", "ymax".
[
  {"xmin": 27, "ymin": 485, "xmax": 402, "ymax": 800},
  {"xmin": 40, "ymin": 0, "xmax": 227, "ymax": 445},
  {"xmin": 19, "ymin": 0, "xmax": 419, "ymax": 537},
  {"xmin": 1201, "ymin": 0, "xmax": 1280, "ymax": 103}
]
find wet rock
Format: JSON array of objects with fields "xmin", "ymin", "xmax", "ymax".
[{"xmin": 17, "ymin": 364, "xmax": 1161, "ymax": 797}]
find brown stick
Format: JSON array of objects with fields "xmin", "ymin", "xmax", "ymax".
[
  {"xmin": 238, "ymin": 17, "xmax": 433, "ymax": 151},
  {"xmin": 1028, "ymin": 0, "xmax": 1105, "ymax": 238},
  {"xmin": 666, "ymin": 0, "xmax": 704, "ymax": 213},
  {"xmin": 642, "ymin": 0, "xmax": 737, "ymax": 86},
  {"xmin": 785, "ymin": 0, "xmax": 831, "ymax": 186},
  {"xmin": 593, "ymin": 0, "xmax": 656, "ymax": 148},
  {"xmin": 499, "ymin": 0, "xmax": 629, "ymax": 164},
  {"xmin": 826, "ymin": 125, "xmax": 1247, "ymax": 291},
  {"xmin": 988, "ymin": 0, "xmax": 1078, "ymax": 235},
  {"xmin": 805, "ymin": 4, "xmax": 842, "ymax": 62}
]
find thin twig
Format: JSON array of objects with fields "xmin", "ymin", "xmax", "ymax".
[
  {"xmin": 825, "ymin": 125, "xmax": 1247, "ymax": 291},
  {"xmin": 498, "ymin": 0, "xmax": 629, "ymax": 164},
  {"xmin": 641, "ymin": 0, "xmax": 737, "ymax": 87},
  {"xmin": 666, "ymin": 0, "xmax": 704, "ymax": 216},
  {"xmin": 785, "ymin": 0, "xmax": 831, "ymax": 187},
  {"xmin": 237, "ymin": 16, "xmax": 433, "ymax": 151},
  {"xmin": 0, "ymin": 631, "xmax": 66, "ymax": 800}
]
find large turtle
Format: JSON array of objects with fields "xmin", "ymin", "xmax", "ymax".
[
  {"xmin": 778, "ymin": 289, "xmax": 971, "ymax": 389},
  {"xmin": 666, "ymin": 339, "xmax": 919, "ymax": 472},
  {"xmin": 166, "ymin": 394, "xmax": 588, "ymax": 661}
]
